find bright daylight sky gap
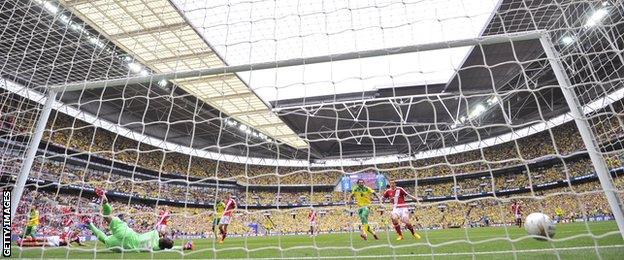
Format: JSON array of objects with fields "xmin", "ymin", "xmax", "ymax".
[{"xmin": 172, "ymin": 0, "xmax": 499, "ymax": 102}]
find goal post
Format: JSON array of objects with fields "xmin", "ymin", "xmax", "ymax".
[
  {"xmin": 9, "ymin": 90, "xmax": 57, "ymax": 222},
  {"xmin": 539, "ymin": 34, "xmax": 624, "ymax": 239}
]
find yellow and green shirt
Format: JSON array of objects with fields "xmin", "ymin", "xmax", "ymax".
[
  {"xmin": 352, "ymin": 185, "xmax": 375, "ymax": 207},
  {"xmin": 214, "ymin": 202, "xmax": 226, "ymax": 218},
  {"xmin": 27, "ymin": 210, "xmax": 39, "ymax": 226}
]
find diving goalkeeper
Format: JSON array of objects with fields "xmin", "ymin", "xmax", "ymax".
[{"xmin": 85, "ymin": 188, "xmax": 193, "ymax": 252}]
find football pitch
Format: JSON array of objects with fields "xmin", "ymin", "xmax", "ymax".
[{"xmin": 13, "ymin": 222, "xmax": 624, "ymax": 259}]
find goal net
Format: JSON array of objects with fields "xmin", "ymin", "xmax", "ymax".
[{"xmin": 1, "ymin": 0, "xmax": 623, "ymax": 258}]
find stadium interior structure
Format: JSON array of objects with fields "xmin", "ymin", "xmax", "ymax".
[{"xmin": 2, "ymin": 0, "xmax": 624, "ymax": 258}]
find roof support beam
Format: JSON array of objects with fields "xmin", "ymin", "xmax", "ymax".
[
  {"xmin": 229, "ymin": 108, "xmax": 270, "ymax": 117},
  {"xmin": 109, "ymin": 22, "xmax": 188, "ymax": 39},
  {"xmin": 62, "ymin": 0, "xmax": 93, "ymax": 7},
  {"xmin": 270, "ymin": 133, "xmax": 301, "ymax": 139},
  {"xmin": 255, "ymin": 123, "xmax": 285, "ymax": 129},
  {"xmin": 204, "ymin": 92, "xmax": 255, "ymax": 103},
  {"xmin": 146, "ymin": 50, "xmax": 217, "ymax": 64},
  {"xmin": 48, "ymin": 31, "xmax": 544, "ymax": 92}
]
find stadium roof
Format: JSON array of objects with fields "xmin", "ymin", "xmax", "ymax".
[
  {"xmin": 58, "ymin": 0, "xmax": 308, "ymax": 149},
  {"xmin": 1, "ymin": 0, "xmax": 622, "ymax": 163},
  {"xmin": 172, "ymin": 0, "xmax": 499, "ymax": 102}
]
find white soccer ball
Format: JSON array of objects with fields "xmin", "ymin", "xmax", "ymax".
[{"xmin": 525, "ymin": 212, "xmax": 556, "ymax": 240}]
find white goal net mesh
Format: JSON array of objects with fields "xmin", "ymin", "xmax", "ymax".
[{"xmin": 1, "ymin": 0, "xmax": 624, "ymax": 259}]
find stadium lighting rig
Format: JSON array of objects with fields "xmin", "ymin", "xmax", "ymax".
[
  {"xmin": 41, "ymin": 1, "xmax": 59, "ymax": 14},
  {"xmin": 225, "ymin": 118, "xmax": 272, "ymax": 142},
  {"xmin": 584, "ymin": 5, "xmax": 610, "ymax": 28},
  {"xmin": 557, "ymin": 3, "xmax": 609, "ymax": 46},
  {"xmin": 450, "ymin": 95, "xmax": 500, "ymax": 129},
  {"xmin": 560, "ymin": 35, "xmax": 576, "ymax": 46},
  {"xmin": 223, "ymin": 115, "xmax": 272, "ymax": 142}
]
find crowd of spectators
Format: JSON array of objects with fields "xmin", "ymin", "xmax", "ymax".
[
  {"xmin": 9, "ymin": 178, "xmax": 622, "ymax": 239},
  {"xmin": 0, "ymin": 95, "xmax": 39, "ymax": 136},
  {"xmin": 2, "ymin": 147, "xmax": 620, "ymax": 206},
  {"xmin": 31, "ymin": 112, "xmax": 621, "ymax": 186}
]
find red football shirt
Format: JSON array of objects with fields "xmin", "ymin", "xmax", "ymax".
[
  {"xmin": 157, "ymin": 210, "xmax": 170, "ymax": 225},
  {"xmin": 383, "ymin": 187, "xmax": 408, "ymax": 208},
  {"xmin": 308, "ymin": 211, "xmax": 317, "ymax": 222},
  {"xmin": 61, "ymin": 207, "xmax": 74, "ymax": 227},
  {"xmin": 223, "ymin": 198, "xmax": 237, "ymax": 217}
]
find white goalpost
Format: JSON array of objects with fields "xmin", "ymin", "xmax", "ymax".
[{"xmin": 539, "ymin": 33, "xmax": 624, "ymax": 238}]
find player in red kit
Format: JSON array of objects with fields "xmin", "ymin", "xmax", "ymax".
[
  {"xmin": 308, "ymin": 208, "xmax": 318, "ymax": 237},
  {"xmin": 61, "ymin": 207, "xmax": 75, "ymax": 231},
  {"xmin": 511, "ymin": 201, "xmax": 522, "ymax": 227},
  {"xmin": 18, "ymin": 206, "xmax": 83, "ymax": 247},
  {"xmin": 218, "ymin": 192, "xmax": 237, "ymax": 244},
  {"xmin": 156, "ymin": 209, "xmax": 170, "ymax": 234},
  {"xmin": 60, "ymin": 207, "xmax": 84, "ymax": 246},
  {"xmin": 382, "ymin": 181, "xmax": 422, "ymax": 241},
  {"xmin": 59, "ymin": 228, "xmax": 84, "ymax": 246}
]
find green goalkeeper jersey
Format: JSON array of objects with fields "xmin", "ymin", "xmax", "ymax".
[
  {"xmin": 104, "ymin": 218, "xmax": 161, "ymax": 251},
  {"xmin": 137, "ymin": 230, "xmax": 161, "ymax": 251}
]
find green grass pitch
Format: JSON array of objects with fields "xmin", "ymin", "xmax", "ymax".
[{"xmin": 13, "ymin": 221, "xmax": 624, "ymax": 259}]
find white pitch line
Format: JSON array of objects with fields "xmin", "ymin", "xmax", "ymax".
[{"xmin": 210, "ymin": 245, "xmax": 624, "ymax": 260}]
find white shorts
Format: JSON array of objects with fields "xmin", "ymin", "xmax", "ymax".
[
  {"xmin": 156, "ymin": 224, "xmax": 168, "ymax": 233},
  {"xmin": 63, "ymin": 227, "xmax": 70, "ymax": 233},
  {"xmin": 220, "ymin": 215, "xmax": 232, "ymax": 225},
  {"xmin": 47, "ymin": 236, "xmax": 61, "ymax": 247},
  {"xmin": 515, "ymin": 214, "xmax": 522, "ymax": 219},
  {"xmin": 391, "ymin": 208, "xmax": 410, "ymax": 220},
  {"xmin": 309, "ymin": 221, "xmax": 317, "ymax": 227}
]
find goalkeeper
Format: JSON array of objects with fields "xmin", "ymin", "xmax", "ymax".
[
  {"xmin": 85, "ymin": 189, "xmax": 193, "ymax": 252},
  {"xmin": 350, "ymin": 179, "xmax": 381, "ymax": 240}
]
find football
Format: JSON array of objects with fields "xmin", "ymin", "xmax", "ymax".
[{"xmin": 525, "ymin": 212, "xmax": 556, "ymax": 240}]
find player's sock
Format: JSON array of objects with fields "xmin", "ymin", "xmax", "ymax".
[
  {"xmin": 393, "ymin": 224, "xmax": 403, "ymax": 236},
  {"xmin": 221, "ymin": 229, "xmax": 228, "ymax": 241},
  {"xmin": 365, "ymin": 224, "xmax": 376, "ymax": 236},
  {"xmin": 405, "ymin": 223, "xmax": 415, "ymax": 236}
]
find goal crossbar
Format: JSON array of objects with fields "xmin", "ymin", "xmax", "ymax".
[{"xmin": 47, "ymin": 31, "xmax": 544, "ymax": 93}]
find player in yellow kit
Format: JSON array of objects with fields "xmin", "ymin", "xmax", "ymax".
[
  {"xmin": 212, "ymin": 200, "xmax": 226, "ymax": 239},
  {"xmin": 350, "ymin": 179, "xmax": 381, "ymax": 240},
  {"xmin": 23, "ymin": 208, "xmax": 39, "ymax": 239},
  {"xmin": 555, "ymin": 207, "xmax": 564, "ymax": 223}
]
